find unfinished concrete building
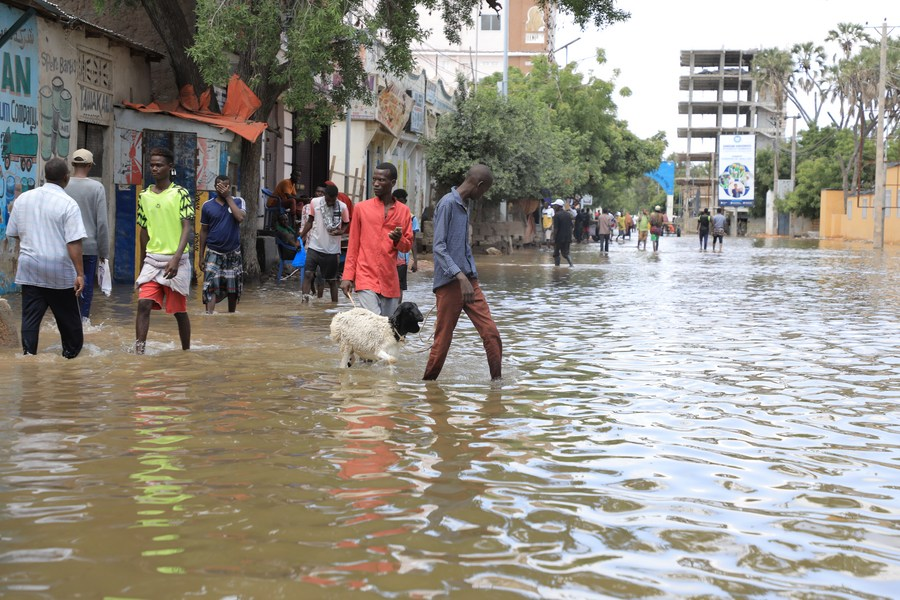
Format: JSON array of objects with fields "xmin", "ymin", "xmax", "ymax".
[{"xmin": 676, "ymin": 49, "xmax": 779, "ymax": 222}]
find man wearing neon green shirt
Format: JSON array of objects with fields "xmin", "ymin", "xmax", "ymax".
[{"xmin": 134, "ymin": 147, "xmax": 194, "ymax": 354}]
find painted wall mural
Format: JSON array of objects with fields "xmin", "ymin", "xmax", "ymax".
[
  {"xmin": 0, "ymin": 4, "xmax": 40, "ymax": 294},
  {"xmin": 114, "ymin": 127, "xmax": 143, "ymax": 185}
]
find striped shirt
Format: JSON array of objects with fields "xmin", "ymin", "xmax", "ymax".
[
  {"xmin": 431, "ymin": 187, "xmax": 478, "ymax": 291},
  {"xmin": 7, "ymin": 183, "xmax": 87, "ymax": 289}
]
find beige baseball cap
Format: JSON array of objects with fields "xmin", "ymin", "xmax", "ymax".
[{"xmin": 72, "ymin": 149, "xmax": 93, "ymax": 164}]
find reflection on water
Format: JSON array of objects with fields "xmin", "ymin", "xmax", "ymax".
[{"xmin": 0, "ymin": 237, "xmax": 898, "ymax": 598}]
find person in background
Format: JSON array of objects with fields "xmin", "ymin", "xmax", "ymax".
[
  {"xmin": 340, "ymin": 162, "xmax": 412, "ymax": 316},
  {"xmin": 637, "ymin": 208, "xmax": 650, "ymax": 250},
  {"xmin": 615, "ymin": 212, "xmax": 626, "ymax": 242},
  {"xmin": 596, "ymin": 209, "xmax": 612, "ymax": 252},
  {"xmin": 649, "ymin": 205, "xmax": 664, "ymax": 252},
  {"xmin": 423, "ymin": 164, "xmax": 502, "ymax": 381},
  {"xmin": 299, "ymin": 182, "xmax": 349, "ymax": 303},
  {"xmin": 552, "ymin": 199, "xmax": 574, "ymax": 267},
  {"xmin": 541, "ymin": 200, "xmax": 555, "ymax": 249},
  {"xmin": 698, "ymin": 207, "xmax": 711, "ymax": 252},
  {"xmin": 711, "ymin": 207, "xmax": 727, "ymax": 252},
  {"xmin": 134, "ymin": 147, "xmax": 194, "ymax": 354},
  {"xmin": 6, "ymin": 158, "xmax": 86, "ymax": 358},
  {"xmin": 273, "ymin": 168, "xmax": 303, "ymax": 220},
  {"xmin": 392, "ymin": 189, "xmax": 420, "ymax": 300},
  {"xmin": 199, "ymin": 175, "xmax": 245, "ymax": 314},
  {"xmin": 66, "ymin": 148, "xmax": 108, "ymax": 324},
  {"xmin": 275, "ymin": 213, "xmax": 298, "ymax": 248}
]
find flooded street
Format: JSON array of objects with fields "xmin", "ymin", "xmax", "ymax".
[{"xmin": 1, "ymin": 236, "xmax": 899, "ymax": 598}]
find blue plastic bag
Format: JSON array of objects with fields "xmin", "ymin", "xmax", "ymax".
[{"xmin": 291, "ymin": 237, "xmax": 306, "ymax": 268}]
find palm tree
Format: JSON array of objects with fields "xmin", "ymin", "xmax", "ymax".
[
  {"xmin": 752, "ymin": 48, "xmax": 794, "ymax": 195},
  {"xmin": 826, "ymin": 23, "xmax": 874, "ymax": 61},
  {"xmin": 790, "ymin": 41, "xmax": 827, "ymax": 125}
]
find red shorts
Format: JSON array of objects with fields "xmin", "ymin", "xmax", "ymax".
[{"xmin": 138, "ymin": 281, "xmax": 187, "ymax": 314}]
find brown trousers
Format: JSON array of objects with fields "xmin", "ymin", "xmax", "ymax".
[{"xmin": 423, "ymin": 278, "xmax": 502, "ymax": 381}]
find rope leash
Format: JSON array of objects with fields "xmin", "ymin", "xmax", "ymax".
[{"xmin": 406, "ymin": 304, "xmax": 436, "ymax": 353}]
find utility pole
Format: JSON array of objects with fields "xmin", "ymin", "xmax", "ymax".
[
  {"xmin": 789, "ymin": 115, "xmax": 798, "ymax": 186},
  {"xmin": 501, "ymin": 3, "xmax": 509, "ymax": 98},
  {"xmin": 874, "ymin": 20, "xmax": 887, "ymax": 249},
  {"xmin": 768, "ymin": 115, "xmax": 781, "ymax": 236}
]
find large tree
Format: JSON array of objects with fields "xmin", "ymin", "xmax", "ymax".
[
  {"xmin": 426, "ymin": 54, "xmax": 664, "ymax": 204},
  {"xmin": 99, "ymin": 0, "xmax": 629, "ymax": 280},
  {"xmin": 426, "ymin": 73, "xmax": 587, "ymax": 200},
  {"xmin": 755, "ymin": 27, "xmax": 900, "ymax": 213}
]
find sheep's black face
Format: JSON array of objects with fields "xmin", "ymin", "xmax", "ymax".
[{"xmin": 392, "ymin": 302, "xmax": 424, "ymax": 335}]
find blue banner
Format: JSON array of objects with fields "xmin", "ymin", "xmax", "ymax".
[{"xmin": 645, "ymin": 161, "xmax": 675, "ymax": 196}]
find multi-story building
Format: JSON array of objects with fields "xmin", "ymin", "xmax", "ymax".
[
  {"xmin": 677, "ymin": 49, "xmax": 781, "ymax": 224},
  {"xmin": 412, "ymin": 0, "xmax": 556, "ymax": 84}
]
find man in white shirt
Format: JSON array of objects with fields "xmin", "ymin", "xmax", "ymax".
[
  {"xmin": 541, "ymin": 201, "xmax": 555, "ymax": 248},
  {"xmin": 298, "ymin": 182, "xmax": 349, "ymax": 302},
  {"xmin": 6, "ymin": 158, "xmax": 87, "ymax": 358}
]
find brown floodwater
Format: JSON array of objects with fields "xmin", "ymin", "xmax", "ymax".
[{"xmin": 1, "ymin": 236, "xmax": 898, "ymax": 599}]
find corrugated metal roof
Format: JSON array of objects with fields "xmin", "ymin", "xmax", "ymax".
[{"xmin": 3, "ymin": 0, "xmax": 164, "ymax": 60}]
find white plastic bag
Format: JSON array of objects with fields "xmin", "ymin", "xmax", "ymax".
[{"xmin": 98, "ymin": 259, "xmax": 112, "ymax": 296}]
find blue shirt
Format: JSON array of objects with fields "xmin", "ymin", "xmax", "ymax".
[
  {"xmin": 432, "ymin": 187, "xmax": 478, "ymax": 291},
  {"xmin": 397, "ymin": 215, "xmax": 420, "ymax": 264},
  {"xmin": 201, "ymin": 195, "xmax": 245, "ymax": 253}
]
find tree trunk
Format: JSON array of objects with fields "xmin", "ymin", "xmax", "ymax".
[
  {"xmin": 838, "ymin": 156, "xmax": 850, "ymax": 204},
  {"xmin": 239, "ymin": 137, "xmax": 264, "ymax": 281},
  {"xmin": 139, "ymin": 0, "xmax": 217, "ymax": 110},
  {"xmin": 233, "ymin": 15, "xmax": 291, "ymax": 282}
]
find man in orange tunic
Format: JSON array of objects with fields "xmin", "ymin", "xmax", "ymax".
[{"xmin": 340, "ymin": 163, "xmax": 412, "ymax": 316}]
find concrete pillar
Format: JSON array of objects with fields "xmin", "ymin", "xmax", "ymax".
[{"xmin": 766, "ymin": 189, "xmax": 776, "ymax": 235}]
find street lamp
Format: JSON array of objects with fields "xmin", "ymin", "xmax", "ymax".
[{"xmin": 551, "ymin": 37, "xmax": 581, "ymax": 66}]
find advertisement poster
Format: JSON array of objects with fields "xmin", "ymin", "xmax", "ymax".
[
  {"xmin": 376, "ymin": 84, "xmax": 413, "ymax": 138},
  {"xmin": 409, "ymin": 89, "xmax": 425, "ymax": 134},
  {"xmin": 197, "ymin": 138, "xmax": 220, "ymax": 191},
  {"xmin": 114, "ymin": 128, "xmax": 142, "ymax": 185},
  {"xmin": 0, "ymin": 5, "xmax": 39, "ymax": 293},
  {"xmin": 718, "ymin": 134, "xmax": 755, "ymax": 207}
]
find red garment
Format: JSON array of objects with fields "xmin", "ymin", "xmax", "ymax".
[
  {"xmin": 423, "ymin": 279, "xmax": 502, "ymax": 381},
  {"xmin": 342, "ymin": 197, "xmax": 412, "ymax": 299},
  {"xmin": 338, "ymin": 192, "xmax": 354, "ymax": 220}
]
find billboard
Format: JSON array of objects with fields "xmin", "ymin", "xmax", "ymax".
[
  {"xmin": 718, "ymin": 134, "xmax": 755, "ymax": 207},
  {"xmin": 0, "ymin": 4, "xmax": 40, "ymax": 294}
]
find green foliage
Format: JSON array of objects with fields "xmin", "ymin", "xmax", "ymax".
[
  {"xmin": 184, "ymin": 0, "xmax": 629, "ymax": 142},
  {"xmin": 779, "ymin": 157, "xmax": 842, "ymax": 218},
  {"xmin": 425, "ymin": 78, "xmax": 587, "ymax": 200},
  {"xmin": 426, "ymin": 55, "xmax": 664, "ymax": 202}
]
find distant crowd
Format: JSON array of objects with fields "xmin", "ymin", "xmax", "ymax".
[{"xmin": 539, "ymin": 198, "xmax": 729, "ymax": 263}]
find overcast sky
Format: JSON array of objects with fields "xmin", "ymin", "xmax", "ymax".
[{"xmin": 555, "ymin": 0, "xmax": 894, "ymax": 154}]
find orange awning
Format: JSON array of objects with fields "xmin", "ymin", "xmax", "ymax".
[{"xmin": 124, "ymin": 74, "xmax": 267, "ymax": 143}]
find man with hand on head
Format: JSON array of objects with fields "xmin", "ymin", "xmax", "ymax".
[
  {"xmin": 199, "ymin": 175, "xmax": 245, "ymax": 314},
  {"xmin": 340, "ymin": 162, "xmax": 412, "ymax": 316},
  {"xmin": 6, "ymin": 158, "xmax": 86, "ymax": 358},
  {"xmin": 66, "ymin": 148, "xmax": 108, "ymax": 324},
  {"xmin": 423, "ymin": 164, "xmax": 502, "ymax": 381}
]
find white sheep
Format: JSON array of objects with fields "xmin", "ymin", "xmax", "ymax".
[{"xmin": 330, "ymin": 302, "xmax": 424, "ymax": 368}]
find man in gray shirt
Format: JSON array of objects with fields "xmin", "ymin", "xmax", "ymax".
[
  {"xmin": 66, "ymin": 149, "xmax": 109, "ymax": 322},
  {"xmin": 711, "ymin": 207, "xmax": 727, "ymax": 252},
  {"xmin": 423, "ymin": 164, "xmax": 502, "ymax": 381}
]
